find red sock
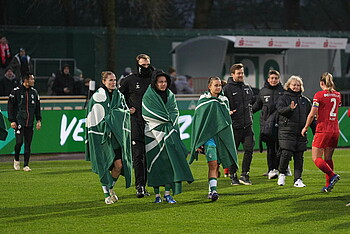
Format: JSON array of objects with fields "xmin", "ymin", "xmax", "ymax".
[
  {"xmin": 224, "ymin": 168, "xmax": 229, "ymax": 175},
  {"xmin": 314, "ymin": 158, "xmax": 335, "ymax": 179},
  {"xmin": 325, "ymin": 160, "xmax": 334, "ymax": 187}
]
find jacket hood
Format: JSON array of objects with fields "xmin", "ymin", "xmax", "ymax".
[{"xmin": 150, "ymin": 70, "xmax": 171, "ymax": 90}]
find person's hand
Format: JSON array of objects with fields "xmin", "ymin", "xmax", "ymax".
[
  {"xmin": 11, "ymin": 122, "xmax": 17, "ymax": 129},
  {"xmin": 290, "ymin": 101, "xmax": 297, "ymax": 109},
  {"xmin": 196, "ymin": 146, "xmax": 204, "ymax": 154},
  {"xmin": 301, "ymin": 127, "xmax": 307, "ymax": 136},
  {"xmin": 129, "ymin": 107, "xmax": 136, "ymax": 115},
  {"xmin": 230, "ymin": 109, "xmax": 237, "ymax": 115},
  {"xmin": 36, "ymin": 121, "xmax": 41, "ymax": 130},
  {"xmin": 63, "ymin": 87, "xmax": 70, "ymax": 93}
]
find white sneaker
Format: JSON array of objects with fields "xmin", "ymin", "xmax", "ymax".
[
  {"xmin": 14, "ymin": 160, "xmax": 20, "ymax": 170},
  {"xmin": 294, "ymin": 179, "xmax": 306, "ymax": 187},
  {"xmin": 286, "ymin": 165, "xmax": 292, "ymax": 176},
  {"xmin": 105, "ymin": 196, "xmax": 114, "ymax": 204},
  {"xmin": 109, "ymin": 189, "xmax": 118, "ymax": 202},
  {"xmin": 268, "ymin": 169, "xmax": 279, "ymax": 179},
  {"xmin": 277, "ymin": 174, "xmax": 285, "ymax": 186},
  {"xmin": 23, "ymin": 166, "xmax": 31, "ymax": 172}
]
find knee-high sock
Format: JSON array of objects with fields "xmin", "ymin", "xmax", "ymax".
[
  {"xmin": 209, "ymin": 177, "xmax": 217, "ymax": 192},
  {"xmin": 325, "ymin": 160, "xmax": 334, "ymax": 187},
  {"xmin": 314, "ymin": 158, "xmax": 334, "ymax": 178}
]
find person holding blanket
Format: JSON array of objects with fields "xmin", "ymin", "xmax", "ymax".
[
  {"xmin": 85, "ymin": 71, "xmax": 133, "ymax": 204},
  {"xmin": 190, "ymin": 76, "xmax": 239, "ymax": 202},
  {"xmin": 142, "ymin": 70, "xmax": 194, "ymax": 204}
]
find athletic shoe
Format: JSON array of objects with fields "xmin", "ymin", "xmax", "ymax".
[
  {"xmin": 109, "ymin": 189, "xmax": 118, "ymax": 202},
  {"xmin": 326, "ymin": 174, "xmax": 340, "ymax": 192},
  {"xmin": 286, "ymin": 165, "xmax": 292, "ymax": 176},
  {"xmin": 230, "ymin": 173, "xmax": 240, "ymax": 185},
  {"xmin": 13, "ymin": 160, "xmax": 20, "ymax": 170},
  {"xmin": 136, "ymin": 185, "xmax": 145, "ymax": 198},
  {"xmin": 23, "ymin": 166, "xmax": 31, "ymax": 172},
  {"xmin": 163, "ymin": 195, "xmax": 176, "ymax": 204},
  {"xmin": 320, "ymin": 186, "xmax": 329, "ymax": 192},
  {"xmin": 144, "ymin": 189, "xmax": 151, "ymax": 196},
  {"xmin": 268, "ymin": 169, "xmax": 279, "ymax": 180},
  {"xmin": 207, "ymin": 192, "xmax": 212, "ymax": 199},
  {"xmin": 277, "ymin": 174, "xmax": 285, "ymax": 186},
  {"xmin": 239, "ymin": 174, "xmax": 252, "ymax": 185},
  {"xmin": 294, "ymin": 179, "xmax": 306, "ymax": 187},
  {"xmin": 346, "ymin": 203, "xmax": 350, "ymax": 207},
  {"xmin": 105, "ymin": 196, "xmax": 114, "ymax": 204},
  {"xmin": 211, "ymin": 191, "xmax": 219, "ymax": 202},
  {"xmin": 154, "ymin": 196, "xmax": 162, "ymax": 203}
]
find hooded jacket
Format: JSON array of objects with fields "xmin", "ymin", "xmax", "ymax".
[
  {"xmin": 252, "ymin": 81, "xmax": 284, "ymax": 141},
  {"xmin": 223, "ymin": 77, "xmax": 254, "ymax": 130},
  {"xmin": 276, "ymin": 89, "xmax": 312, "ymax": 152},
  {"xmin": 119, "ymin": 64, "xmax": 155, "ymax": 141},
  {"xmin": 52, "ymin": 66, "xmax": 75, "ymax": 95}
]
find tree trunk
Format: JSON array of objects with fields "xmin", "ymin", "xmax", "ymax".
[
  {"xmin": 284, "ymin": 0, "xmax": 300, "ymax": 29},
  {"xmin": 102, "ymin": 0, "xmax": 116, "ymax": 72},
  {"xmin": 193, "ymin": 0, "xmax": 213, "ymax": 28}
]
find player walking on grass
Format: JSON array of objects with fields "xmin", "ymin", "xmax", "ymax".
[
  {"xmin": 301, "ymin": 72, "xmax": 341, "ymax": 192},
  {"xmin": 8, "ymin": 73, "xmax": 41, "ymax": 172},
  {"xmin": 190, "ymin": 77, "xmax": 238, "ymax": 201},
  {"xmin": 142, "ymin": 70, "xmax": 194, "ymax": 204},
  {"xmin": 85, "ymin": 71, "xmax": 132, "ymax": 204}
]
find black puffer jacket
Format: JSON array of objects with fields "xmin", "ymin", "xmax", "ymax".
[
  {"xmin": 223, "ymin": 77, "xmax": 254, "ymax": 130},
  {"xmin": 252, "ymin": 81, "xmax": 284, "ymax": 140},
  {"xmin": 276, "ymin": 89, "xmax": 312, "ymax": 152}
]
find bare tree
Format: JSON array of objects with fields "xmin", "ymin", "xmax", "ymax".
[
  {"xmin": 284, "ymin": 0, "xmax": 300, "ymax": 29},
  {"xmin": 193, "ymin": 0, "xmax": 214, "ymax": 28}
]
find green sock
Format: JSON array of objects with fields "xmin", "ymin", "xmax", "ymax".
[
  {"xmin": 111, "ymin": 177, "xmax": 118, "ymax": 188},
  {"xmin": 209, "ymin": 177, "xmax": 217, "ymax": 192},
  {"xmin": 153, "ymin": 186, "xmax": 160, "ymax": 195}
]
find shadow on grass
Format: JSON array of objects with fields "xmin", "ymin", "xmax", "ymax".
[
  {"xmin": 260, "ymin": 194, "xmax": 350, "ymax": 231},
  {"xmin": 39, "ymin": 169, "xmax": 91, "ymax": 175},
  {"xmin": 1, "ymin": 197, "xmax": 209, "ymax": 223}
]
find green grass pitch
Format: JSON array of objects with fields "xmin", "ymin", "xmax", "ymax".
[{"xmin": 0, "ymin": 149, "xmax": 349, "ymax": 233}]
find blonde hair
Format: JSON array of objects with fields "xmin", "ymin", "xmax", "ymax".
[
  {"xmin": 101, "ymin": 71, "xmax": 115, "ymax": 81},
  {"xmin": 284, "ymin": 75, "xmax": 304, "ymax": 92},
  {"xmin": 320, "ymin": 72, "xmax": 336, "ymax": 92}
]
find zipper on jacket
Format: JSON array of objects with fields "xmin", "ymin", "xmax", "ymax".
[{"xmin": 26, "ymin": 89, "xmax": 29, "ymax": 127}]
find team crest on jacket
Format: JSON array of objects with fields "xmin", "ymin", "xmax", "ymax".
[
  {"xmin": 264, "ymin": 95, "xmax": 270, "ymax": 102},
  {"xmin": 136, "ymin": 82, "xmax": 140, "ymax": 89}
]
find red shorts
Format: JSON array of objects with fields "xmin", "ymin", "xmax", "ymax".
[{"xmin": 312, "ymin": 132, "xmax": 339, "ymax": 148}]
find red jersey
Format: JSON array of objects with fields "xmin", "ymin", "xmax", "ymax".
[{"xmin": 312, "ymin": 90, "xmax": 341, "ymax": 133}]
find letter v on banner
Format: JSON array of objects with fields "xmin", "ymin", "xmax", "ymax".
[{"xmin": 60, "ymin": 114, "xmax": 77, "ymax": 146}]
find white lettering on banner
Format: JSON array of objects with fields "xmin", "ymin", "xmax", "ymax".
[
  {"xmin": 178, "ymin": 115, "xmax": 192, "ymax": 140},
  {"xmin": 60, "ymin": 114, "xmax": 78, "ymax": 146},
  {"xmin": 59, "ymin": 114, "xmax": 193, "ymax": 146},
  {"xmin": 72, "ymin": 119, "xmax": 86, "ymax": 142}
]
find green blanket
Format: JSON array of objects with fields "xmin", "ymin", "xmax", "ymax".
[
  {"xmin": 142, "ymin": 86, "xmax": 194, "ymax": 195},
  {"xmin": 190, "ymin": 92, "xmax": 238, "ymax": 169},
  {"xmin": 0, "ymin": 110, "xmax": 8, "ymax": 141},
  {"xmin": 85, "ymin": 87, "xmax": 132, "ymax": 188}
]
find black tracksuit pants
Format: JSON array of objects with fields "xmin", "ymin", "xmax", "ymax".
[
  {"xmin": 14, "ymin": 126, "xmax": 34, "ymax": 167},
  {"xmin": 229, "ymin": 126, "xmax": 255, "ymax": 175},
  {"xmin": 278, "ymin": 149, "xmax": 304, "ymax": 182}
]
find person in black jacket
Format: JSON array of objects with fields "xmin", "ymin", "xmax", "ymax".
[
  {"xmin": 8, "ymin": 72, "xmax": 41, "ymax": 172},
  {"xmin": 252, "ymin": 70, "xmax": 284, "ymax": 179},
  {"xmin": 52, "ymin": 64, "xmax": 75, "ymax": 95},
  {"xmin": 223, "ymin": 63, "xmax": 255, "ymax": 185},
  {"xmin": 119, "ymin": 53, "xmax": 155, "ymax": 198},
  {"xmin": 0, "ymin": 67, "xmax": 20, "ymax": 96},
  {"xmin": 276, "ymin": 75, "xmax": 313, "ymax": 187}
]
